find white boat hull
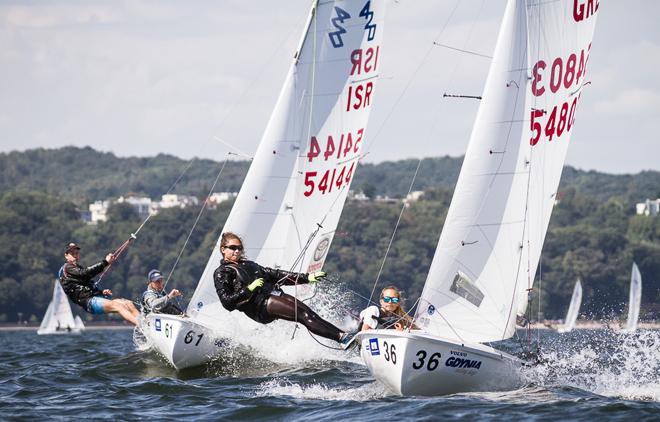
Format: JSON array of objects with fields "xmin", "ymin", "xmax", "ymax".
[
  {"xmin": 357, "ymin": 330, "xmax": 523, "ymax": 396},
  {"xmin": 142, "ymin": 314, "xmax": 224, "ymax": 369}
]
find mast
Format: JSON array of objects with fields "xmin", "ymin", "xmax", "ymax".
[{"xmin": 187, "ymin": 0, "xmax": 387, "ymax": 327}]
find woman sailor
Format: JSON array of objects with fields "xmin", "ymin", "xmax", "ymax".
[{"xmin": 214, "ymin": 232, "xmax": 355, "ymax": 345}]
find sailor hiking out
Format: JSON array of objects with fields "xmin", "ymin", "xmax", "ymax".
[
  {"xmin": 214, "ymin": 232, "xmax": 356, "ymax": 345},
  {"xmin": 59, "ymin": 242, "xmax": 139, "ymax": 325}
]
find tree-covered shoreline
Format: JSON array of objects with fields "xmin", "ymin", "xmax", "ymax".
[{"xmin": 0, "ymin": 147, "xmax": 658, "ymax": 323}]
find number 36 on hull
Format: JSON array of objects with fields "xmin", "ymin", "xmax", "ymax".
[{"xmin": 356, "ymin": 330, "xmax": 523, "ymax": 396}]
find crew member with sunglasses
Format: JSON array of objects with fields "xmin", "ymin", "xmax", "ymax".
[
  {"xmin": 214, "ymin": 232, "xmax": 356, "ymax": 345},
  {"xmin": 141, "ymin": 269, "xmax": 184, "ymax": 315},
  {"xmin": 359, "ymin": 286, "xmax": 416, "ymax": 331}
]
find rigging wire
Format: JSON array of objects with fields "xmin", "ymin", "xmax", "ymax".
[
  {"xmin": 360, "ymin": 0, "xmax": 490, "ymax": 340},
  {"xmin": 367, "ymin": 159, "xmax": 422, "ymax": 305},
  {"xmin": 95, "ymin": 156, "xmax": 198, "ymax": 286},
  {"xmin": 361, "ymin": 0, "xmax": 484, "ymax": 157},
  {"xmin": 163, "ymin": 156, "xmax": 230, "ymax": 289}
]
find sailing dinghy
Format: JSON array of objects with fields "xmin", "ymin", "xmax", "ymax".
[
  {"xmin": 141, "ymin": 0, "xmax": 387, "ymax": 369},
  {"xmin": 38, "ymin": 280, "xmax": 85, "ymax": 335},
  {"xmin": 358, "ymin": 0, "xmax": 598, "ymax": 395},
  {"xmin": 557, "ymin": 279, "xmax": 582, "ymax": 333},
  {"xmin": 622, "ymin": 262, "xmax": 642, "ymax": 332}
]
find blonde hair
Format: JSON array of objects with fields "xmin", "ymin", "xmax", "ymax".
[{"xmin": 380, "ymin": 286, "xmax": 415, "ymax": 328}]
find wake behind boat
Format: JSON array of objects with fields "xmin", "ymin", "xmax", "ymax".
[
  {"xmin": 360, "ymin": 0, "xmax": 598, "ymax": 395},
  {"xmin": 142, "ymin": 0, "xmax": 387, "ymax": 369}
]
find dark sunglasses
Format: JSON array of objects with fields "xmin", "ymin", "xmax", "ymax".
[
  {"xmin": 382, "ymin": 296, "xmax": 400, "ymax": 304},
  {"xmin": 224, "ymin": 245, "xmax": 243, "ymax": 251}
]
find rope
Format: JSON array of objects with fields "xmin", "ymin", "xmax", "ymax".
[{"xmin": 163, "ymin": 156, "xmax": 230, "ymax": 289}]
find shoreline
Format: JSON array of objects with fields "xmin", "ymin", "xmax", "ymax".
[
  {"xmin": 0, "ymin": 324, "xmax": 134, "ymax": 331},
  {"xmin": 3, "ymin": 321, "xmax": 659, "ymax": 332},
  {"xmin": 527, "ymin": 321, "xmax": 660, "ymax": 330}
]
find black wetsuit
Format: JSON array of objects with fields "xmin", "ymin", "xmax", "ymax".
[
  {"xmin": 59, "ymin": 260, "xmax": 109, "ymax": 311},
  {"xmin": 214, "ymin": 258, "xmax": 342, "ymax": 341}
]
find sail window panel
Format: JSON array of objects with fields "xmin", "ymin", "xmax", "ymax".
[{"xmin": 450, "ymin": 271, "xmax": 485, "ymax": 308}]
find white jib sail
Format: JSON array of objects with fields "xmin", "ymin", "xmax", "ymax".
[
  {"xmin": 415, "ymin": 0, "xmax": 598, "ymax": 344},
  {"xmin": 38, "ymin": 280, "xmax": 78, "ymax": 334},
  {"xmin": 74, "ymin": 315, "xmax": 85, "ymax": 330},
  {"xmin": 188, "ymin": 0, "xmax": 386, "ymax": 329},
  {"xmin": 561, "ymin": 279, "xmax": 582, "ymax": 332},
  {"xmin": 625, "ymin": 262, "xmax": 642, "ymax": 331}
]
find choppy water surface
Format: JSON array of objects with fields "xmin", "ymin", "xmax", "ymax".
[{"xmin": 0, "ymin": 328, "xmax": 658, "ymax": 420}]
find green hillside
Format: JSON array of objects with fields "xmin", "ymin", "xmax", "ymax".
[{"xmin": 0, "ymin": 147, "xmax": 658, "ymax": 324}]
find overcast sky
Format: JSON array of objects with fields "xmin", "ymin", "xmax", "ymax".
[{"xmin": 1, "ymin": 1, "xmax": 658, "ymax": 174}]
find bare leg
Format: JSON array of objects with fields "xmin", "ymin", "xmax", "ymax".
[
  {"xmin": 266, "ymin": 294, "xmax": 342, "ymax": 341},
  {"xmin": 103, "ymin": 299, "xmax": 139, "ymax": 325}
]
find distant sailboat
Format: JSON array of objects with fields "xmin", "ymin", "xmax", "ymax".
[
  {"xmin": 38, "ymin": 280, "xmax": 84, "ymax": 335},
  {"xmin": 140, "ymin": 0, "xmax": 387, "ymax": 369},
  {"xmin": 622, "ymin": 263, "xmax": 642, "ymax": 332},
  {"xmin": 558, "ymin": 279, "xmax": 582, "ymax": 333},
  {"xmin": 358, "ymin": 0, "xmax": 598, "ymax": 395}
]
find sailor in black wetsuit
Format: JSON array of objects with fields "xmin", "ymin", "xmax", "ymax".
[
  {"xmin": 59, "ymin": 242, "xmax": 140, "ymax": 325},
  {"xmin": 214, "ymin": 232, "xmax": 354, "ymax": 344}
]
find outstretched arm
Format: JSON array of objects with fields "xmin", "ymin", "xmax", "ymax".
[
  {"xmin": 64, "ymin": 260, "xmax": 108, "ymax": 280},
  {"xmin": 261, "ymin": 266, "xmax": 308, "ymax": 286}
]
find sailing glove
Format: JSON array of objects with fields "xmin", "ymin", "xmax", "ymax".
[
  {"xmin": 308, "ymin": 271, "xmax": 327, "ymax": 283},
  {"xmin": 247, "ymin": 278, "xmax": 264, "ymax": 292}
]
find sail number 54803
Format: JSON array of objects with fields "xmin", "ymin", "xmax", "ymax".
[{"xmin": 530, "ymin": 93, "xmax": 581, "ymax": 146}]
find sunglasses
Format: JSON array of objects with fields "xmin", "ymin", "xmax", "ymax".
[
  {"xmin": 382, "ymin": 296, "xmax": 400, "ymax": 304},
  {"xmin": 224, "ymin": 245, "xmax": 243, "ymax": 251}
]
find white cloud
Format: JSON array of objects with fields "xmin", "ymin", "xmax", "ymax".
[{"xmin": 595, "ymin": 89, "xmax": 660, "ymax": 115}]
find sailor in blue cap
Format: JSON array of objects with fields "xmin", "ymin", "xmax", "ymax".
[{"xmin": 141, "ymin": 269, "xmax": 183, "ymax": 315}]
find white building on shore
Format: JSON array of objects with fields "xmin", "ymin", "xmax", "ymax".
[
  {"xmin": 636, "ymin": 199, "xmax": 660, "ymax": 216},
  {"xmin": 86, "ymin": 192, "xmax": 238, "ymax": 223},
  {"xmin": 89, "ymin": 200, "xmax": 110, "ymax": 223}
]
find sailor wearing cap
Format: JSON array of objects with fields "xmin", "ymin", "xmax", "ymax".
[
  {"xmin": 59, "ymin": 242, "xmax": 140, "ymax": 325},
  {"xmin": 140, "ymin": 269, "xmax": 183, "ymax": 315}
]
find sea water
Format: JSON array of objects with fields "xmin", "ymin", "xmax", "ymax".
[{"xmin": 0, "ymin": 326, "xmax": 658, "ymax": 420}]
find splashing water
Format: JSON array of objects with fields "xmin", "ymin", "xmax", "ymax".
[
  {"xmin": 205, "ymin": 280, "xmax": 362, "ymax": 365},
  {"xmin": 256, "ymin": 378, "xmax": 390, "ymax": 401},
  {"xmin": 524, "ymin": 329, "xmax": 660, "ymax": 401},
  {"xmin": 136, "ymin": 279, "xmax": 363, "ymax": 368}
]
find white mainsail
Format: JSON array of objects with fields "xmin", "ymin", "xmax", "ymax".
[
  {"xmin": 38, "ymin": 280, "xmax": 83, "ymax": 335},
  {"xmin": 415, "ymin": 0, "xmax": 598, "ymax": 344},
  {"xmin": 624, "ymin": 262, "xmax": 642, "ymax": 331},
  {"xmin": 188, "ymin": 0, "xmax": 386, "ymax": 329},
  {"xmin": 558, "ymin": 279, "xmax": 582, "ymax": 333}
]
